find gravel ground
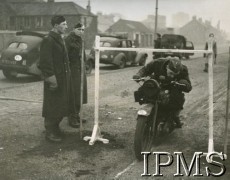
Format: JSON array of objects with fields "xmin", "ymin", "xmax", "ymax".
[{"xmin": 0, "ymin": 52, "xmax": 230, "ymax": 179}]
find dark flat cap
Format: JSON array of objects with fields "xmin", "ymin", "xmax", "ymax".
[
  {"xmin": 51, "ymin": 16, "xmax": 66, "ymax": 26},
  {"xmin": 74, "ymin": 23, "xmax": 84, "ymax": 29}
]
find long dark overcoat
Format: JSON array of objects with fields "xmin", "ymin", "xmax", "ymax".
[
  {"xmin": 39, "ymin": 31, "xmax": 75, "ymax": 118},
  {"xmin": 65, "ymin": 32, "xmax": 87, "ymax": 107}
]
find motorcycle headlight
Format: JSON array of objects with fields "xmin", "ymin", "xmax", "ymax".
[{"xmin": 14, "ymin": 55, "xmax": 22, "ymax": 61}]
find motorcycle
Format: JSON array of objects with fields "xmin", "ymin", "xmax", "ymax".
[{"xmin": 133, "ymin": 77, "xmax": 177, "ymax": 161}]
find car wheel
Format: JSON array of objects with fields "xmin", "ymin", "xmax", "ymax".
[
  {"xmin": 185, "ymin": 55, "xmax": 190, "ymax": 60},
  {"xmin": 2, "ymin": 70, "xmax": 18, "ymax": 80},
  {"xmin": 85, "ymin": 60, "xmax": 93, "ymax": 74},
  {"xmin": 118, "ymin": 58, "xmax": 126, "ymax": 69}
]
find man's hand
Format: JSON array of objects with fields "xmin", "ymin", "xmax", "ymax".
[
  {"xmin": 132, "ymin": 75, "xmax": 141, "ymax": 82},
  {"xmin": 171, "ymin": 81, "xmax": 186, "ymax": 90},
  {"xmin": 45, "ymin": 75, "xmax": 58, "ymax": 90}
]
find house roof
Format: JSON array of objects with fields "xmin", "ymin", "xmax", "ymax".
[
  {"xmin": 107, "ymin": 19, "xmax": 153, "ymax": 33},
  {"xmin": 9, "ymin": 2, "xmax": 95, "ymax": 16},
  {"xmin": 181, "ymin": 18, "xmax": 217, "ymax": 33}
]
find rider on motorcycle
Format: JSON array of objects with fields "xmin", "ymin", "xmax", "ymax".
[{"xmin": 133, "ymin": 57, "xmax": 192, "ymax": 128}]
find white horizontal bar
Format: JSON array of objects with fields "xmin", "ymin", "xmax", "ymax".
[{"xmin": 95, "ymin": 47, "xmax": 212, "ymax": 54}]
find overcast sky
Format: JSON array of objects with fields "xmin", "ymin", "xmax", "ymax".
[{"xmin": 56, "ymin": 0, "xmax": 230, "ymax": 32}]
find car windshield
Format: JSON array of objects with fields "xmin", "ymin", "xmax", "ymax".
[
  {"xmin": 8, "ymin": 42, "xmax": 28, "ymax": 50},
  {"xmin": 18, "ymin": 43, "xmax": 28, "ymax": 50},
  {"xmin": 8, "ymin": 42, "xmax": 19, "ymax": 49},
  {"xmin": 100, "ymin": 41, "xmax": 112, "ymax": 47}
]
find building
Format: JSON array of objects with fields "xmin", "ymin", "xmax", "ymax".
[
  {"xmin": 180, "ymin": 16, "xmax": 226, "ymax": 46},
  {"xmin": 106, "ymin": 19, "xmax": 154, "ymax": 47},
  {"xmin": 0, "ymin": 0, "xmax": 97, "ymax": 48}
]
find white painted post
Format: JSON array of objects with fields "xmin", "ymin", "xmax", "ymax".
[
  {"xmin": 79, "ymin": 36, "xmax": 85, "ymax": 138},
  {"xmin": 83, "ymin": 36, "xmax": 109, "ymax": 145},
  {"xmin": 224, "ymin": 47, "xmax": 230, "ymax": 159},
  {"xmin": 208, "ymin": 39, "xmax": 214, "ymax": 154}
]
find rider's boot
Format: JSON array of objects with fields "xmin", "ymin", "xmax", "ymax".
[{"xmin": 173, "ymin": 110, "xmax": 183, "ymax": 128}]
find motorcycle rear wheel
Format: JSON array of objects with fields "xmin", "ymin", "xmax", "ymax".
[{"xmin": 134, "ymin": 115, "xmax": 157, "ymax": 161}]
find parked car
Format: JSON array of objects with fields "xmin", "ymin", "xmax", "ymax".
[
  {"xmin": 0, "ymin": 31, "xmax": 93, "ymax": 79},
  {"xmin": 153, "ymin": 34, "xmax": 194, "ymax": 59},
  {"xmin": 0, "ymin": 31, "xmax": 44, "ymax": 79},
  {"xmin": 87, "ymin": 34, "xmax": 148, "ymax": 69}
]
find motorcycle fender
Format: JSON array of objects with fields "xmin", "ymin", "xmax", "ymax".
[{"xmin": 137, "ymin": 104, "xmax": 154, "ymax": 116}]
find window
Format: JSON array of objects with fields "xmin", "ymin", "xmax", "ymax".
[
  {"xmin": 10, "ymin": 17, "xmax": 15, "ymax": 27},
  {"xmin": 186, "ymin": 41, "xmax": 193, "ymax": 48},
  {"xmin": 101, "ymin": 42, "xmax": 111, "ymax": 47},
  {"xmin": 121, "ymin": 41, "xmax": 127, "ymax": 47},
  {"xmin": 8, "ymin": 42, "xmax": 18, "ymax": 49},
  {"xmin": 35, "ymin": 17, "xmax": 43, "ymax": 28},
  {"xmin": 8, "ymin": 42, "xmax": 28, "ymax": 50},
  {"xmin": 18, "ymin": 43, "xmax": 28, "ymax": 50},
  {"xmin": 84, "ymin": 17, "xmax": 87, "ymax": 27},
  {"xmin": 127, "ymin": 41, "xmax": 132, "ymax": 47},
  {"xmin": 24, "ymin": 17, "xmax": 30, "ymax": 27}
]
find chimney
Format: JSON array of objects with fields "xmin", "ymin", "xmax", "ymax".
[
  {"xmin": 192, "ymin": 16, "xmax": 196, "ymax": 21},
  {"xmin": 47, "ymin": 0, "xmax": 55, "ymax": 3},
  {"xmin": 87, "ymin": 0, "xmax": 91, "ymax": 13}
]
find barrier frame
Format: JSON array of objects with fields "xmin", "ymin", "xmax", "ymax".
[{"xmin": 83, "ymin": 36, "xmax": 228, "ymax": 160}]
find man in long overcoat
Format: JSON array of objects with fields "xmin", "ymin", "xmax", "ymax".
[
  {"xmin": 39, "ymin": 16, "xmax": 75, "ymax": 142},
  {"xmin": 65, "ymin": 23, "xmax": 88, "ymax": 127}
]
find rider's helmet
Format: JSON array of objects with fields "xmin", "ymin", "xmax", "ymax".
[{"xmin": 167, "ymin": 58, "xmax": 183, "ymax": 74}]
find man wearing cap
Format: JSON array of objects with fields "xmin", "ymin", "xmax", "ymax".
[
  {"xmin": 65, "ymin": 23, "xmax": 88, "ymax": 128},
  {"xmin": 133, "ymin": 58, "xmax": 192, "ymax": 127},
  {"xmin": 39, "ymin": 16, "xmax": 75, "ymax": 142},
  {"xmin": 203, "ymin": 33, "xmax": 217, "ymax": 72}
]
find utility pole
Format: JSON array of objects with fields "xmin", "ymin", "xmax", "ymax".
[{"xmin": 154, "ymin": 0, "xmax": 159, "ymax": 45}]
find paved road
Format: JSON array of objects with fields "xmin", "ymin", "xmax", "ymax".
[{"xmin": 0, "ymin": 53, "xmax": 230, "ymax": 179}]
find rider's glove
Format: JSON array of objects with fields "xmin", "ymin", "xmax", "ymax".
[
  {"xmin": 171, "ymin": 81, "xmax": 186, "ymax": 91},
  {"xmin": 132, "ymin": 75, "xmax": 141, "ymax": 82}
]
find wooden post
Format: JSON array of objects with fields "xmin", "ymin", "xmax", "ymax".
[{"xmin": 83, "ymin": 36, "xmax": 109, "ymax": 145}]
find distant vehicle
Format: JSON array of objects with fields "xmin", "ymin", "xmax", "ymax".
[
  {"xmin": 0, "ymin": 31, "xmax": 93, "ymax": 79},
  {"xmin": 0, "ymin": 31, "xmax": 44, "ymax": 79},
  {"xmin": 87, "ymin": 34, "xmax": 148, "ymax": 69},
  {"xmin": 153, "ymin": 34, "xmax": 194, "ymax": 60}
]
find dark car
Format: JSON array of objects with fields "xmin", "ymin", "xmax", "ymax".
[
  {"xmin": 153, "ymin": 34, "xmax": 194, "ymax": 59},
  {"xmin": 0, "ymin": 31, "xmax": 45, "ymax": 79},
  {"xmin": 87, "ymin": 34, "xmax": 148, "ymax": 69},
  {"xmin": 0, "ymin": 31, "xmax": 93, "ymax": 79}
]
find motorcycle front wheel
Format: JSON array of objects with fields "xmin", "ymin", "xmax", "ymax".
[{"xmin": 134, "ymin": 115, "xmax": 157, "ymax": 161}]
